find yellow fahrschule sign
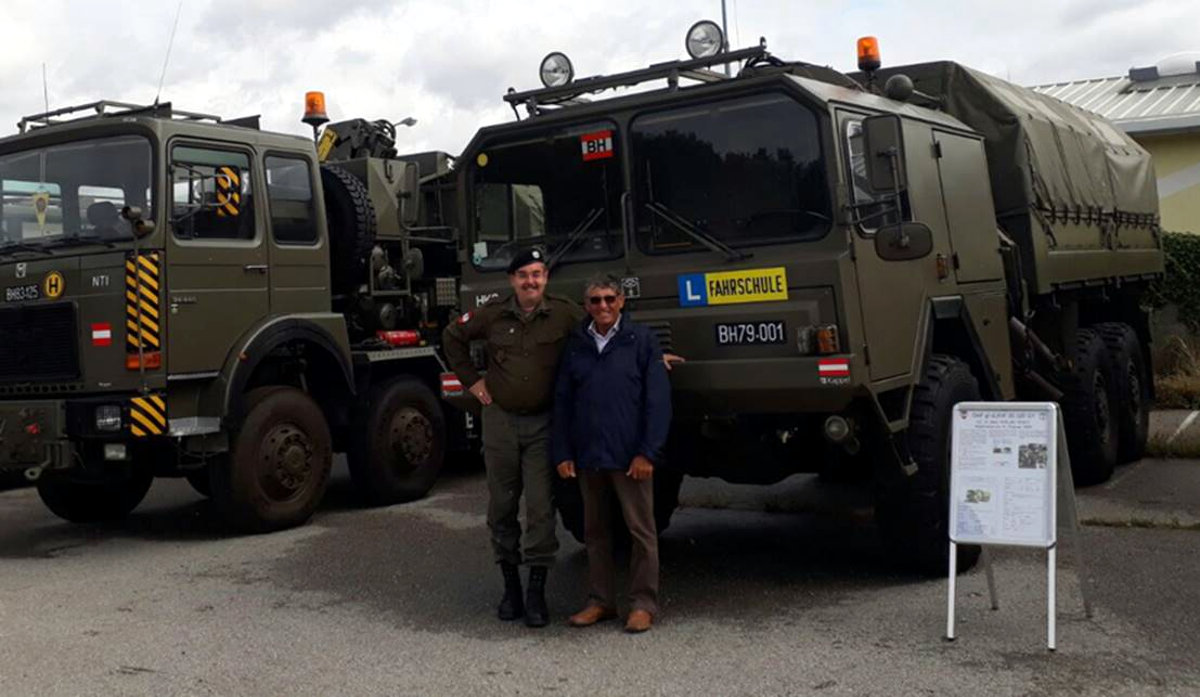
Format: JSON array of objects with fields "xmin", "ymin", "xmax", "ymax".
[{"xmin": 677, "ymin": 267, "xmax": 789, "ymax": 307}]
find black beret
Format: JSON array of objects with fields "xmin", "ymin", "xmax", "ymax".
[{"xmin": 507, "ymin": 246, "xmax": 548, "ymax": 274}]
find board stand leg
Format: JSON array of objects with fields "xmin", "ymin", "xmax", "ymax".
[
  {"xmin": 981, "ymin": 547, "xmax": 999, "ymax": 610},
  {"xmin": 1048, "ymin": 543, "xmax": 1057, "ymax": 651},
  {"xmin": 946, "ymin": 542, "xmax": 957, "ymax": 641},
  {"xmin": 1056, "ymin": 425, "xmax": 1094, "ymax": 620}
]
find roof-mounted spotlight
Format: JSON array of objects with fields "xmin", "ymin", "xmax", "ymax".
[
  {"xmin": 685, "ymin": 20, "xmax": 725, "ymax": 60},
  {"xmin": 539, "ymin": 52, "xmax": 575, "ymax": 88}
]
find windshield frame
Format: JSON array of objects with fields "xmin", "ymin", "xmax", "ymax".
[
  {"xmin": 0, "ymin": 132, "xmax": 157, "ymax": 252},
  {"xmin": 629, "ymin": 90, "xmax": 834, "ymax": 256},
  {"xmin": 466, "ymin": 118, "xmax": 625, "ymax": 273}
]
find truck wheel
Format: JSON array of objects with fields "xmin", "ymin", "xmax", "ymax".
[
  {"xmin": 347, "ymin": 376, "xmax": 446, "ymax": 504},
  {"xmin": 653, "ymin": 468, "xmax": 684, "ymax": 534},
  {"xmin": 1096, "ymin": 323, "xmax": 1150, "ymax": 463},
  {"xmin": 877, "ymin": 355, "xmax": 981, "ymax": 576},
  {"xmin": 212, "ymin": 386, "xmax": 333, "ymax": 533},
  {"xmin": 1059, "ymin": 329, "xmax": 1120, "ymax": 485},
  {"xmin": 321, "ymin": 164, "xmax": 376, "ymax": 294},
  {"xmin": 37, "ymin": 466, "xmax": 154, "ymax": 523}
]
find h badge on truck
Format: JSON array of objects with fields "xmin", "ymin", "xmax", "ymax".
[{"xmin": 15, "ymin": 263, "xmax": 26, "ymax": 279}]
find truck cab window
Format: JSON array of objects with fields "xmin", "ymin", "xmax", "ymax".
[
  {"xmin": 171, "ymin": 147, "xmax": 254, "ymax": 241},
  {"xmin": 845, "ymin": 119, "xmax": 904, "ymax": 232},
  {"xmin": 632, "ymin": 94, "xmax": 831, "ymax": 254},
  {"xmin": 470, "ymin": 121, "xmax": 622, "ymax": 271},
  {"xmin": 265, "ymin": 156, "xmax": 318, "ymax": 245}
]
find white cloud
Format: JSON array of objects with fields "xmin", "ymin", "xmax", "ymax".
[{"xmin": 1, "ymin": 0, "xmax": 1193, "ymax": 154}]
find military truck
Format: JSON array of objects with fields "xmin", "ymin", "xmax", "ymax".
[
  {"xmin": 448, "ymin": 24, "xmax": 1162, "ymax": 574},
  {"xmin": 0, "ymin": 99, "xmax": 466, "ymax": 532}
]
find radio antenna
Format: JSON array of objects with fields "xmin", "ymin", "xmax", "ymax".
[{"xmin": 154, "ymin": 0, "xmax": 185, "ymax": 106}]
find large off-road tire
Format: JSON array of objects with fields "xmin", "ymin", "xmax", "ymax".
[
  {"xmin": 320, "ymin": 164, "xmax": 377, "ymax": 294},
  {"xmin": 1059, "ymin": 329, "xmax": 1120, "ymax": 485},
  {"xmin": 1096, "ymin": 322, "xmax": 1150, "ymax": 464},
  {"xmin": 347, "ymin": 376, "xmax": 446, "ymax": 505},
  {"xmin": 876, "ymin": 355, "xmax": 981, "ymax": 576},
  {"xmin": 37, "ymin": 466, "xmax": 154, "ymax": 523},
  {"xmin": 211, "ymin": 386, "xmax": 333, "ymax": 533},
  {"xmin": 554, "ymin": 467, "xmax": 684, "ymax": 545}
]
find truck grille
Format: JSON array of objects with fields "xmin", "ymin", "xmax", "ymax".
[
  {"xmin": 0, "ymin": 303, "xmax": 80, "ymax": 383},
  {"xmin": 643, "ymin": 320, "xmax": 674, "ymax": 353}
]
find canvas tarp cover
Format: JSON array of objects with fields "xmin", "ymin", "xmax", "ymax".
[{"xmin": 869, "ymin": 62, "xmax": 1159, "ymax": 221}]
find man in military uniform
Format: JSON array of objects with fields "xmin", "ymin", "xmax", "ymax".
[{"xmin": 442, "ymin": 248, "xmax": 584, "ymax": 628}]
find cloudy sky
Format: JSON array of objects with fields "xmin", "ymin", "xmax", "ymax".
[{"xmin": 1, "ymin": 0, "xmax": 1194, "ymax": 154}]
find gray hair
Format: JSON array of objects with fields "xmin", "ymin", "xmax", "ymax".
[{"xmin": 582, "ymin": 273, "xmax": 623, "ymax": 298}]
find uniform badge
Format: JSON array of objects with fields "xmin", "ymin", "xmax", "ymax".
[{"xmin": 457, "ymin": 311, "xmax": 473, "ymax": 325}]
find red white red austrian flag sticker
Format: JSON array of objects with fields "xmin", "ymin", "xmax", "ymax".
[
  {"xmin": 91, "ymin": 322, "xmax": 113, "ymax": 347},
  {"xmin": 818, "ymin": 358, "xmax": 850, "ymax": 385},
  {"xmin": 580, "ymin": 130, "xmax": 614, "ymax": 161}
]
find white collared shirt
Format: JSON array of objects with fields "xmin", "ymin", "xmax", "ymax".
[{"xmin": 587, "ymin": 316, "xmax": 621, "ymax": 353}]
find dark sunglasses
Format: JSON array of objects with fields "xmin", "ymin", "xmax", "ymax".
[{"xmin": 588, "ymin": 294, "xmax": 619, "ymax": 306}]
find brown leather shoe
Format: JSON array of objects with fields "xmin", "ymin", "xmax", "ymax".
[
  {"xmin": 568, "ymin": 605, "xmax": 617, "ymax": 627},
  {"xmin": 624, "ymin": 609, "xmax": 653, "ymax": 633}
]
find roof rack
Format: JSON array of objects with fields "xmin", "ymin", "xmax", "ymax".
[
  {"xmin": 17, "ymin": 100, "xmax": 224, "ymax": 133},
  {"xmin": 503, "ymin": 40, "xmax": 771, "ymax": 117}
]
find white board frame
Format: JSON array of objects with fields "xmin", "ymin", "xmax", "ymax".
[{"xmin": 949, "ymin": 401, "xmax": 1058, "ymax": 549}]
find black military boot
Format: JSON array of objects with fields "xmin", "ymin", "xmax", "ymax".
[
  {"xmin": 524, "ymin": 565, "xmax": 549, "ymax": 628},
  {"xmin": 497, "ymin": 562, "xmax": 524, "ymax": 621}
]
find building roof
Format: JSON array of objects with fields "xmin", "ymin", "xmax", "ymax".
[{"xmin": 1030, "ymin": 58, "xmax": 1200, "ymax": 136}]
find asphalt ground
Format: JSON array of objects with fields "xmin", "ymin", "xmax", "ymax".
[{"xmin": 1, "ymin": 449, "xmax": 1198, "ymax": 697}]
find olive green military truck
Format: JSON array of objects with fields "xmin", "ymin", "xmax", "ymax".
[
  {"xmin": 0, "ymin": 100, "xmax": 466, "ymax": 531},
  {"xmin": 448, "ymin": 24, "xmax": 1162, "ymax": 574}
]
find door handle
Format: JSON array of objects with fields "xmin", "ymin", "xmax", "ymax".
[{"xmin": 243, "ymin": 264, "xmax": 269, "ymax": 274}]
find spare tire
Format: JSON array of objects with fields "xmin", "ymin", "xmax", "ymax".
[{"xmin": 320, "ymin": 164, "xmax": 376, "ymax": 294}]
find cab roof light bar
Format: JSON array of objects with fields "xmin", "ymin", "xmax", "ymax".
[{"xmin": 503, "ymin": 40, "xmax": 770, "ymax": 114}]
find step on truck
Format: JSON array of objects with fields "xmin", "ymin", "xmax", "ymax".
[
  {"xmin": 0, "ymin": 98, "xmax": 467, "ymax": 531},
  {"xmin": 446, "ymin": 24, "xmax": 1163, "ymax": 574}
]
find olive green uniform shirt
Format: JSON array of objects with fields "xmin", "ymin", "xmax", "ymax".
[{"xmin": 442, "ymin": 293, "xmax": 586, "ymax": 414}]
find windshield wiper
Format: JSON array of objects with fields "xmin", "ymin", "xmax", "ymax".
[
  {"xmin": 644, "ymin": 201, "xmax": 750, "ymax": 262},
  {"xmin": 0, "ymin": 241, "xmax": 54, "ymax": 258},
  {"xmin": 546, "ymin": 207, "xmax": 604, "ymax": 270}
]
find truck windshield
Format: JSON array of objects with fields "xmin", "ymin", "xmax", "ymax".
[
  {"xmin": 471, "ymin": 121, "xmax": 622, "ymax": 271},
  {"xmin": 0, "ymin": 135, "xmax": 153, "ymax": 250},
  {"xmin": 632, "ymin": 94, "xmax": 830, "ymax": 253}
]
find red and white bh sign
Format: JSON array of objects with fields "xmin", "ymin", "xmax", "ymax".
[{"xmin": 580, "ymin": 130, "xmax": 614, "ymax": 161}]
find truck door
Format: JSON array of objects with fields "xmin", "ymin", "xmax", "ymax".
[
  {"xmin": 842, "ymin": 114, "xmax": 943, "ymax": 382},
  {"xmin": 932, "ymin": 131, "xmax": 1004, "ymax": 283},
  {"xmin": 166, "ymin": 143, "xmax": 269, "ymax": 375},
  {"xmin": 262, "ymin": 154, "xmax": 327, "ymax": 312}
]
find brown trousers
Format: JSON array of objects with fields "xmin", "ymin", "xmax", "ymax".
[{"xmin": 579, "ymin": 470, "xmax": 659, "ymax": 615}]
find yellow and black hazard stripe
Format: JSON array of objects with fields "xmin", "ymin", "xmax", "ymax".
[
  {"xmin": 215, "ymin": 166, "xmax": 241, "ymax": 218},
  {"xmin": 129, "ymin": 394, "xmax": 167, "ymax": 437},
  {"xmin": 125, "ymin": 252, "xmax": 162, "ymax": 352}
]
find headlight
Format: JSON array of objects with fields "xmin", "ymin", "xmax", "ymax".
[
  {"xmin": 685, "ymin": 20, "xmax": 724, "ymax": 59},
  {"xmin": 95, "ymin": 405, "xmax": 123, "ymax": 432},
  {"xmin": 539, "ymin": 52, "xmax": 574, "ymax": 88}
]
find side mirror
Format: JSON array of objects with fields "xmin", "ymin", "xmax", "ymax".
[
  {"xmin": 874, "ymin": 222, "xmax": 933, "ymax": 261},
  {"xmin": 862, "ymin": 114, "xmax": 907, "ymax": 195},
  {"xmin": 121, "ymin": 206, "xmax": 156, "ymax": 239},
  {"xmin": 399, "ymin": 161, "xmax": 420, "ymax": 228}
]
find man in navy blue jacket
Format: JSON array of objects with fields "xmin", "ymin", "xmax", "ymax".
[{"xmin": 553, "ymin": 273, "xmax": 672, "ymax": 633}]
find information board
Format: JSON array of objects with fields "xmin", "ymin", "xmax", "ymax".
[{"xmin": 948, "ymin": 402, "xmax": 1058, "ymax": 548}]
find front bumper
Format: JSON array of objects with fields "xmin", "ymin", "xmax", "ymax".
[
  {"xmin": 667, "ymin": 355, "xmax": 863, "ymax": 416},
  {"xmin": 0, "ymin": 393, "xmax": 167, "ymax": 472}
]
